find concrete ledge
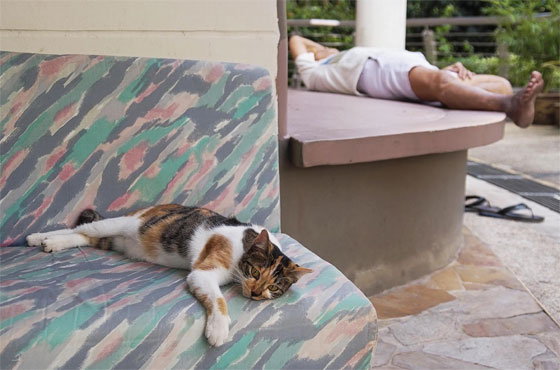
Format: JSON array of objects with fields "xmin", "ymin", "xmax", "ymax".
[
  {"xmin": 288, "ymin": 89, "xmax": 506, "ymax": 168},
  {"xmin": 281, "ymin": 151, "xmax": 468, "ymax": 295},
  {"xmin": 281, "ymin": 89, "xmax": 508, "ymax": 294}
]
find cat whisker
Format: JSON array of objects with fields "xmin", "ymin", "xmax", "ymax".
[
  {"xmin": 231, "ymin": 268, "xmax": 247, "ymax": 284},
  {"xmin": 231, "ymin": 270, "xmax": 245, "ymax": 283}
]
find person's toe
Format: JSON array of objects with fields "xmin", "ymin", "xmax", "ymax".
[{"xmin": 532, "ymin": 71, "xmax": 543, "ymax": 82}]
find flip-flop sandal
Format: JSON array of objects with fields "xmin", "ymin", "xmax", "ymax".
[
  {"xmin": 464, "ymin": 196, "xmax": 500, "ymax": 213},
  {"xmin": 478, "ymin": 203, "xmax": 544, "ymax": 223}
]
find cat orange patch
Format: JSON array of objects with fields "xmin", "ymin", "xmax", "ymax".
[
  {"xmin": 261, "ymin": 256, "xmax": 283, "ymax": 280},
  {"xmin": 140, "ymin": 231, "xmax": 160, "ymax": 259},
  {"xmin": 77, "ymin": 233, "xmax": 96, "ymax": 246},
  {"xmin": 191, "ymin": 287, "xmax": 213, "ymax": 315},
  {"xmin": 139, "ymin": 215, "xmax": 181, "ymax": 259},
  {"xmin": 193, "ymin": 234, "xmax": 232, "ymax": 270},
  {"xmin": 136, "ymin": 205, "xmax": 188, "ymax": 259},
  {"xmin": 199, "ymin": 208, "xmax": 213, "ymax": 216},
  {"xmin": 217, "ymin": 298, "xmax": 228, "ymax": 316},
  {"xmin": 76, "ymin": 233, "xmax": 113, "ymax": 250},
  {"xmin": 126, "ymin": 207, "xmax": 147, "ymax": 216},
  {"xmin": 139, "ymin": 204, "xmax": 184, "ymax": 220}
]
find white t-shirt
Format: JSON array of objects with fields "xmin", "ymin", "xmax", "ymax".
[{"xmin": 295, "ymin": 47, "xmax": 439, "ymax": 98}]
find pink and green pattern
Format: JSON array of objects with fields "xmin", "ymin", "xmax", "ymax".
[
  {"xmin": 0, "ymin": 51, "xmax": 377, "ymax": 368},
  {"xmin": 1, "ymin": 52, "xmax": 280, "ymax": 247},
  {"xmin": 0, "ymin": 235, "xmax": 377, "ymax": 369}
]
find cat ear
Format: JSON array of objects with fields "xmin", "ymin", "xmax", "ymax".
[
  {"xmin": 289, "ymin": 264, "xmax": 313, "ymax": 282},
  {"xmin": 252, "ymin": 229, "xmax": 271, "ymax": 250}
]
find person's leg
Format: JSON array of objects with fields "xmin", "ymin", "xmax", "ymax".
[
  {"xmin": 409, "ymin": 67, "xmax": 543, "ymax": 128},
  {"xmin": 461, "ymin": 74, "xmax": 513, "ymax": 95}
]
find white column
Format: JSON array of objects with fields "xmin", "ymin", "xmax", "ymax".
[{"xmin": 355, "ymin": 0, "xmax": 407, "ymax": 49}]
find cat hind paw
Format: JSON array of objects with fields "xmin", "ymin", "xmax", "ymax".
[{"xmin": 205, "ymin": 313, "xmax": 230, "ymax": 347}]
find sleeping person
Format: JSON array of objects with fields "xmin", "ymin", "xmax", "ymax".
[{"xmin": 289, "ymin": 35, "xmax": 544, "ymax": 128}]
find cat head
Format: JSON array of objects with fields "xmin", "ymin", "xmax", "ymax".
[{"xmin": 238, "ymin": 229, "xmax": 312, "ymax": 301}]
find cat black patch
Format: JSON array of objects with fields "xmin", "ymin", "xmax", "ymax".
[
  {"xmin": 140, "ymin": 207, "xmax": 196, "ymax": 234},
  {"xmin": 98, "ymin": 237, "xmax": 113, "ymax": 250},
  {"xmin": 242, "ymin": 228, "xmax": 259, "ymax": 251},
  {"xmin": 159, "ymin": 213, "xmax": 202, "ymax": 256},
  {"xmin": 75, "ymin": 209, "xmax": 104, "ymax": 226},
  {"xmin": 205, "ymin": 215, "xmax": 248, "ymax": 228},
  {"xmin": 157, "ymin": 208, "xmax": 221, "ymax": 256}
]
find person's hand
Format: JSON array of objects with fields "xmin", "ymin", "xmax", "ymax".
[
  {"xmin": 443, "ymin": 62, "xmax": 474, "ymax": 80},
  {"xmin": 314, "ymin": 47, "xmax": 339, "ymax": 61}
]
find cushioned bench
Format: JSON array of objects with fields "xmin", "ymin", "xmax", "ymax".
[
  {"xmin": 280, "ymin": 89, "xmax": 506, "ymax": 295},
  {"xmin": 0, "ymin": 52, "xmax": 377, "ymax": 368}
]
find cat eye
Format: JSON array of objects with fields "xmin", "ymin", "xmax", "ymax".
[
  {"xmin": 250, "ymin": 267, "xmax": 260, "ymax": 279},
  {"xmin": 268, "ymin": 285, "xmax": 279, "ymax": 292}
]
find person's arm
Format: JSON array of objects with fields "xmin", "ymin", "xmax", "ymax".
[
  {"xmin": 289, "ymin": 35, "xmax": 339, "ymax": 60},
  {"xmin": 443, "ymin": 62, "xmax": 474, "ymax": 80}
]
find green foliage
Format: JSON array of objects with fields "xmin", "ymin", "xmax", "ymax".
[
  {"xmin": 407, "ymin": 0, "xmax": 487, "ymax": 18},
  {"xmin": 286, "ymin": 0, "xmax": 355, "ymax": 20},
  {"xmin": 287, "ymin": 0, "xmax": 355, "ymax": 50},
  {"xmin": 484, "ymin": 0, "xmax": 560, "ymax": 90},
  {"xmin": 462, "ymin": 41, "xmax": 475, "ymax": 54},
  {"xmin": 434, "ymin": 4, "xmax": 457, "ymax": 59}
]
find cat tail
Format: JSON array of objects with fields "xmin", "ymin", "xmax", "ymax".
[
  {"xmin": 74, "ymin": 209, "xmax": 113, "ymax": 250},
  {"xmin": 75, "ymin": 209, "xmax": 105, "ymax": 226}
]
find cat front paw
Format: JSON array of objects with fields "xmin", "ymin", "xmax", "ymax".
[
  {"xmin": 26, "ymin": 233, "xmax": 46, "ymax": 247},
  {"xmin": 205, "ymin": 313, "xmax": 230, "ymax": 347},
  {"xmin": 42, "ymin": 236, "xmax": 73, "ymax": 253},
  {"xmin": 42, "ymin": 237, "xmax": 60, "ymax": 253}
]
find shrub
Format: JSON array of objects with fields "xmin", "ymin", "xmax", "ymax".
[{"xmin": 484, "ymin": 0, "xmax": 560, "ymax": 91}]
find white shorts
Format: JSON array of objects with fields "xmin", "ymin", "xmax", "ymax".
[{"xmin": 357, "ymin": 51, "xmax": 439, "ymax": 101}]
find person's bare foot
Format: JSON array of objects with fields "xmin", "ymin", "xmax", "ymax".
[{"xmin": 506, "ymin": 71, "xmax": 544, "ymax": 128}]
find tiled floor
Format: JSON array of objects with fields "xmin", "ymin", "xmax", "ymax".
[{"xmin": 369, "ymin": 228, "xmax": 560, "ymax": 369}]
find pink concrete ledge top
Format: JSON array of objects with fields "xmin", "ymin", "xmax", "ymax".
[{"xmin": 288, "ymin": 89, "xmax": 506, "ymax": 168}]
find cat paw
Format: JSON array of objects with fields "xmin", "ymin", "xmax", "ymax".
[
  {"xmin": 205, "ymin": 313, "xmax": 230, "ymax": 347},
  {"xmin": 26, "ymin": 233, "xmax": 46, "ymax": 247},
  {"xmin": 41, "ymin": 236, "xmax": 69, "ymax": 253}
]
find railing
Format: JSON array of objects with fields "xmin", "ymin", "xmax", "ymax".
[{"xmin": 288, "ymin": 13, "xmax": 552, "ymax": 28}]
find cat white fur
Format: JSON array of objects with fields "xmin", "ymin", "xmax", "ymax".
[{"xmin": 26, "ymin": 209, "xmax": 281, "ymax": 347}]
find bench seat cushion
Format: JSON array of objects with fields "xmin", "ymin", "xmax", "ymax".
[{"xmin": 0, "ymin": 234, "xmax": 377, "ymax": 369}]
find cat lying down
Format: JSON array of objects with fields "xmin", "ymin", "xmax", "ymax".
[{"xmin": 26, "ymin": 204, "xmax": 312, "ymax": 347}]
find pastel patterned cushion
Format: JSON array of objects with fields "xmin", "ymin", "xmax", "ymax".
[
  {"xmin": 0, "ymin": 235, "xmax": 377, "ymax": 369},
  {"xmin": 0, "ymin": 51, "xmax": 377, "ymax": 368},
  {"xmin": 0, "ymin": 52, "xmax": 280, "ymax": 247}
]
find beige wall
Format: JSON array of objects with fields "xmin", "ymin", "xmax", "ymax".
[{"xmin": 0, "ymin": 0, "xmax": 279, "ymax": 77}]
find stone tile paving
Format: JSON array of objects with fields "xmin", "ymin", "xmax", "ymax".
[{"xmin": 369, "ymin": 228, "xmax": 560, "ymax": 369}]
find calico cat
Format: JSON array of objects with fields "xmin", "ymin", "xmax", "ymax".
[{"xmin": 26, "ymin": 204, "xmax": 312, "ymax": 347}]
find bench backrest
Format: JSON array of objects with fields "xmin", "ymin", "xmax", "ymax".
[{"xmin": 0, "ymin": 52, "xmax": 280, "ymax": 246}]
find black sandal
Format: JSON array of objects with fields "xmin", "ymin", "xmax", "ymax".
[
  {"xmin": 464, "ymin": 196, "xmax": 499, "ymax": 213},
  {"xmin": 478, "ymin": 203, "xmax": 545, "ymax": 223}
]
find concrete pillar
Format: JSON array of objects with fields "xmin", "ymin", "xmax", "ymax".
[
  {"xmin": 355, "ymin": 0, "xmax": 407, "ymax": 49},
  {"xmin": 422, "ymin": 29, "xmax": 437, "ymax": 63},
  {"xmin": 497, "ymin": 41, "xmax": 510, "ymax": 79}
]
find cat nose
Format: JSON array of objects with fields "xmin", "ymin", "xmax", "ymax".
[{"xmin": 251, "ymin": 291, "xmax": 260, "ymax": 297}]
